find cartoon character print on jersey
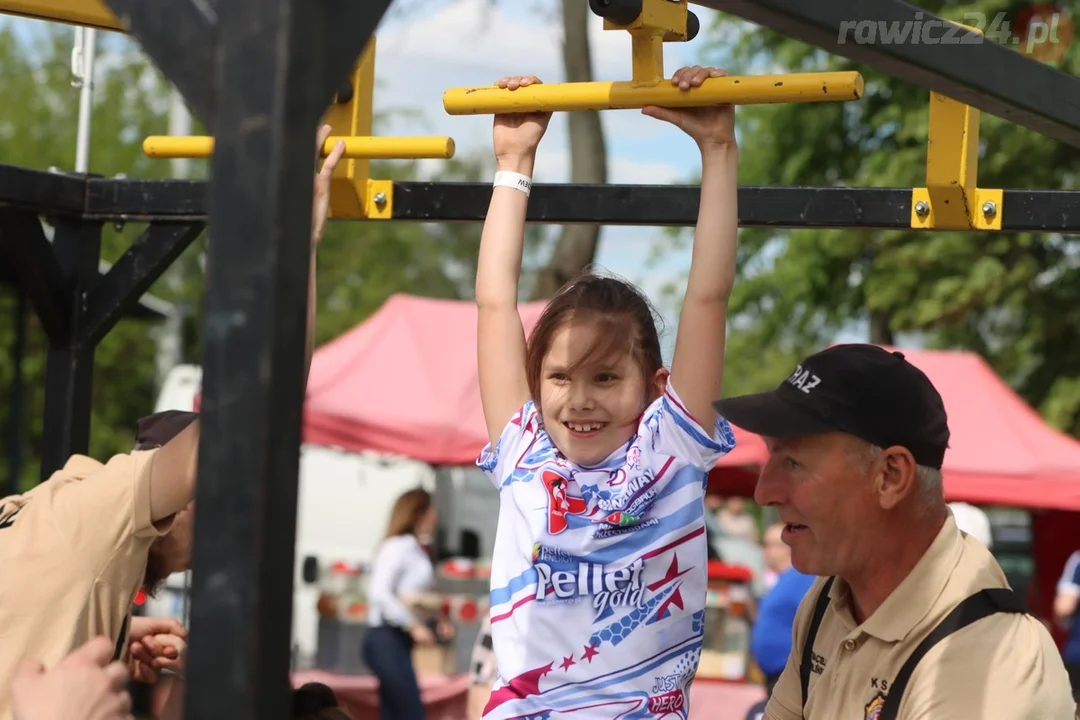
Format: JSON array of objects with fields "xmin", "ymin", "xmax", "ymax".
[{"xmin": 541, "ymin": 471, "xmax": 589, "ymax": 535}]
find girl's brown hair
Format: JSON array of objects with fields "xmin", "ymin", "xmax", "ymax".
[
  {"xmin": 384, "ymin": 487, "xmax": 433, "ymax": 539},
  {"xmin": 525, "ymin": 273, "xmax": 664, "ymax": 413}
]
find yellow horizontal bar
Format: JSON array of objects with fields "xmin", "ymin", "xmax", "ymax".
[
  {"xmin": 142, "ymin": 136, "xmax": 456, "ymax": 160},
  {"xmin": 444, "ymin": 72, "xmax": 863, "ymax": 115},
  {"xmin": 0, "ymin": 0, "xmax": 124, "ymax": 31}
]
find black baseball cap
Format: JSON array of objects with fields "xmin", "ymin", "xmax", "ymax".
[
  {"xmin": 713, "ymin": 344, "xmax": 950, "ymax": 469},
  {"xmin": 133, "ymin": 410, "xmax": 199, "ymax": 450}
]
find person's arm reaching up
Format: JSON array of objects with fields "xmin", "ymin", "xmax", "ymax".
[
  {"xmin": 149, "ymin": 125, "xmax": 345, "ymax": 523},
  {"xmin": 476, "ymin": 76, "xmax": 552, "ymax": 445},
  {"xmin": 643, "ymin": 66, "xmax": 739, "ymax": 430}
]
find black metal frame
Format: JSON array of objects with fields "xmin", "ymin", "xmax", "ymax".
[
  {"xmin": 0, "ymin": 0, "xmax": 1078, "ymax": 717},
  {"xmin": 4, "ymin": 170, "xmax": 1080, "ymax": 231}
]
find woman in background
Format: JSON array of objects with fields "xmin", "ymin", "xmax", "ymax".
[{"xmin": 361, "ymin": 488, "xmax": 448, "ymax": 720}]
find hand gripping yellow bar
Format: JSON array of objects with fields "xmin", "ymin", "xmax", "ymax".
[
  {"xmin": 443, "ymin": 72, "xmax": 864, "ymax": 115},
  {"xmin": 142, "ymin": 135, "xmax": 456, "ymax": 160}
]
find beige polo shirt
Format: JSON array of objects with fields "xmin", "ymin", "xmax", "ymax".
[
  {"xmin": 766, "ymin": 515, "xmax": 1076, "ymax": 720},
  {"xmin": 0, "ymin": 451, "xmax": 171, "ymax": 720}
]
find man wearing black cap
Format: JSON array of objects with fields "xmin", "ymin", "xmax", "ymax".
[
  {"xmin": 0, "ymin": 126, "xmax": 345, "ymax": 720},
  {"xmin": 715, "ymin": 344, "xmax": 1075, "ymax": 720}
]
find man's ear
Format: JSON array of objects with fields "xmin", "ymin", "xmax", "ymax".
[{"xmin": 875, "ymin": 446, "xmax": 918, "ymax": 510}]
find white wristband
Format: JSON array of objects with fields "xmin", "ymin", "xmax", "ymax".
[{"xmin": 493, "ymin": 170, "xmax": 532, "ymax": 197}]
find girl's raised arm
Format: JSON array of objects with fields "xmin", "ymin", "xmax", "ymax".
[
  {"xmin": 643, "ymin": 66, "xmax": 739, "ymax": 429},
  {"xmin": 476, "ymin": 76, "xmax": 552, "ymax": 445}
]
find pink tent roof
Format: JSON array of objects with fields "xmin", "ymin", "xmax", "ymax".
[
  {"xmin": 712, "ymin": 346, "xmax": 1080, "ymax": 511},
  {"xmin": 302, "ymin": 293, "xmax": 547, "ymax": 465}
]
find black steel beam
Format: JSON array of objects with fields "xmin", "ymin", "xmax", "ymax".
[
  {"xmin": 697, "ymin": 0, "xmax": 1080, "ymax": 147},
  {"xmin": 40, "ymin": 218, "xmax": 103, "ymax": 480},
  {"xmin": 395, "ymin": 183, "xmax": 1080, "ymax": 232},
  {"xmin": 183, "ymin": 1, "xmax": 392, "ymax": 719},
  {"xmin": 0, "ymin": 211, "xmax": 71, "ymax": 344},
  {"xmin": 80, "ymin": 178, "xmax": 1080, "ymax": 231},
  {"xmin": 102, "ymin": 0, "xmax": 217, "ymax": 127},
  {"xmin": 0, "ymin": 165, "xmax": 86, "ymax": 216},
  {"xmin": 396, "ymin": 182, "xmax": 914, "ymax": 228},
  {"xmin": 7, "ymin": 288, "xmax": 28, "ymax": 495},
  {"xmin": 81, "ymin": 222, "xmax": 205, "ymax": 347},
  {"xmin": 85, "ymin": 177, "xmax": 206, "ymax": 222}
]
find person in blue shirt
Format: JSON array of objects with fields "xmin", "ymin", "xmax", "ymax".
[
  {"xmin": 1054, "ymin": 549, "xmax": 1080, "ymax": 703},
  {"xmin": 744, "ymin": 523, "xmax": 816, "ymax": 720}
]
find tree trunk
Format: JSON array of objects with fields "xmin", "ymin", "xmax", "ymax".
[
  {"xmin": 868, "ymin": 309, "xmax": 894, "ymax": 345},
  {"xmin": 530, "ymin": 0, "xmax": 608, "ymax": 300}
]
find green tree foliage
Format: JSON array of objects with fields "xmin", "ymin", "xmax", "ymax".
[
  {"xmin": 0, "ymin": 23, "xmax": 178, "ymax": 488},
  {"xmin": 691, "ymin": 2, "xmax": 1080, "ymax": 436},
  {"xmin": 0, "ymin": 20, "xmax": 495, "ymax": 489}
]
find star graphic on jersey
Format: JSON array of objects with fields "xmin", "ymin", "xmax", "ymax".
[
  {"xmin": 581, "ymin": 643, "xmax": 600, "ymax": 663},
  {"xmin": 647, "ymin": 554, "xmax": 692, "ymax": 622},
  {"xmin": 483, "ymin": 661, "xmax": 555, "ymax": 713},
  {"xmin": 560, "ymin": 655, "xmax": 576, "ymax": 671}
]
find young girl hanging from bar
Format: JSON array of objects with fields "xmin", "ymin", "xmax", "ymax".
[{"xmin": 474, "ymin": 65, "xmax": 740, "ymax": 719}]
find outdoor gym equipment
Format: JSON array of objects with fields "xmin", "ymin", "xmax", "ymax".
[
  {"xmin": 142, "ymin": 136, "xmax": 456, "ymax": 161},
  {"xmin": 140, "ymin": 37, "xmax": 455, "ymax": 220},
  {"xmin": 443, "ymin": 0, "xmax": 864, "ymax": 115}
]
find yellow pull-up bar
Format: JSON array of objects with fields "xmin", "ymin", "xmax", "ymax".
[
  {"xmin": 0, "ymin": 0, "xmax": 123, "ymax": 32},
  {"xmin": 444, "ymin": 72, "xmax": 864, "ymax": 115},
  {"xmin": 443, "ymin": 0, "xmax": 865, "ymax": 116},
  {"xmin": 140, "ymin": 36, "xmax": 454, "ymax": 220},
  {"xmin": 142, "ymin": 135, "xmax": 455, "ymax": 160}
]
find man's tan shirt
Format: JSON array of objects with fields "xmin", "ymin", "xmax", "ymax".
[
  {"xmin": 766, "ymin": 515, "xmax": 1075, "ymax": 719},
  {"xmin": 0, "ymin": 451, "xmax": 171, "ymax": 720}
]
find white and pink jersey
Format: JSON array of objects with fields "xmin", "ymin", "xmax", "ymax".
[{"xmin": 477, "ymin": 382, "xmax": 735, "ymax": 719}]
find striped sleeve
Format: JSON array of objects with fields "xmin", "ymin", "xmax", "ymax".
[
  {"xmin": 477, "ymin": 401, "xmax": 540, "ymax": 489},
  {"xmin": 643, "ymin": 381, "xmax": 736, "ymax": 473}
]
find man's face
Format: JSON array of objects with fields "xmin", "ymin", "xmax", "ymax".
[
  {"xmin": 753, "ymin": 433, "xmax": 878, "ymax": 578},
  {"xmin": 144, "ymin": 501, "xmax": 195, "ymax": 593}
]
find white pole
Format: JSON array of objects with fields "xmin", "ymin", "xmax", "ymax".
[
  {"xmin": 167, "ymin": 88, "xmax": 193, "ymax": 179},
  {"xmin": 154, "ymin": 89, "xmax": 193, "ymax": 389},
  {"xmin": 73, "ymin": 28, "xmax": 97, "ymax": 173}
]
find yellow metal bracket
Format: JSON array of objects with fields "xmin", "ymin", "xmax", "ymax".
[
  {"xmin": 364, "ymin": 180, "xmax": 393, "ymax": 220},
  {"xmin": 443, "ymin": 0, "xmax": 864, "ymax": 115},
  {"xmin": 911, "ymin": 23, "xmax": 1002, "ymax": 231},
  {"xmin": 0, "ymin": 0, "xmax": 125, "ymax": 32},
  {"xmin": 601, "ymin": 0, "xmax": 692, "ymax": 87},
  {"xmin": 141, "ymin": 37, "xmax": 454, "ymax": 219}
]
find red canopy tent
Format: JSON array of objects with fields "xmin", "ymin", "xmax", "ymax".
[
  {"xmin": 302, "ymin": 293, "xmax": 548, "ymax": 463},
  {"xmin": 304, "ymin": 301, "xmax": 1080, "ymax": 513}
]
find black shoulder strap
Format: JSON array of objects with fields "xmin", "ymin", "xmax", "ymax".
[
  {"xmin": 113, "ymin": 613, "xmax": 130, "ymax": 662},
  {"xmin": 800, "ymin": 576, "xmax": 835, "ymax": 711},
  {"xmin": 878, "ymin": 588, "xmax": 1027, "ymax": 720}
]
